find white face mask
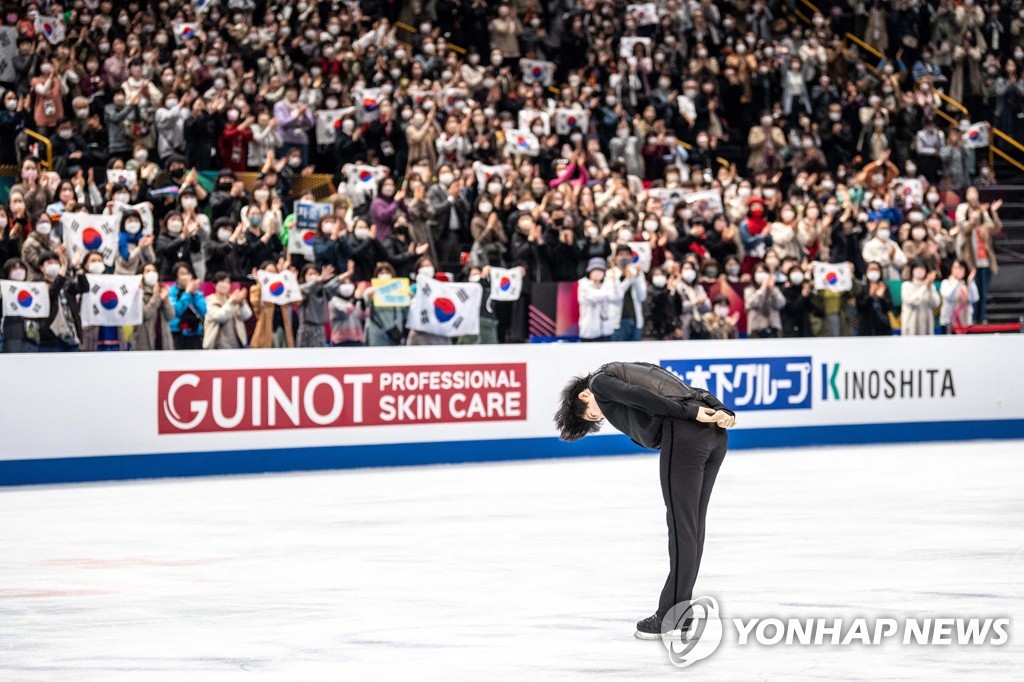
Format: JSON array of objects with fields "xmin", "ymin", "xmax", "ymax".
[
  {"xmin": 866, "ymin": 270, "xmax": 881, "ymax": 282},
  {"xmin": 651, "ymin": 274, "xmax": 667, "ymax": 288},
  {"xmin": 617, "ymin": 229, "xmax": 632, "ymax": 243},
  {"xmin": 468, "ymin": 274, "xmax": 481, "ymax": 283},
  {"xmin": 682, "ymin": 269, "xmax": 697, "ymax": 283},
  {"xmin": 144, "ymin": 271, "xmax": 159, "ymax": 286},
  {"xmin": 781, "ymin": 210, "xmax": 795, "ymax": 222},
  {"xmin": 586, "ymin": 226, "xmax": 599, "ymax": 239},
  {"xmin": 478, "ymin": 202, "xmax": 493, "ymax": 214},
  {"xmin": 789, "ymin": 271, "xmax": 804, "ymax": 285},
  {"xmin": 43, "ymin": 263, "xmax": 61, "ymax": 278},
  {"xmin": 125, "ymin": 220, "xmax": 142, "ymax": 234},
  {"xmin": 754, "ymin": 271, "xmax": 768, "ymax": 284},
  {"xmin": 115, "ymin": 193, "xmax": 131, "ymax": 204},
  {"xmin": 644, "ymin": 219, "xmax": 659, "ymax": 232},
  {"xmin": 418, "ymin": 266, "xmax": 435, "ymax": 280},
  {"xmin": 912, "ymin": 268, "xmax": 926, "ymax": 281},
  {"xmin": 9, "ymin": 268, "xmax": 26, "ymax": 281},
  {"xmin": 715, "ymin": 305, "xmax": 730, "ymax": 317},
  {"xmin": 354, "ymin": 227, "xmax": 370, "ymax": 240},
  {"xmin": 487, "ymin": 182, "xmax": 502, "ymax": 195},
  {"xmin": 339, "ymin": 282, "xmax": 356, "ymax": 298},
  {"xmin": 87, "ymin": 262, "xmax": 105, "ymax": 274},
  {"xmin": 181, "ymin": 199, "xmax": 197, "ymax": 210},
  {"xmin": 35, "ymin": 222, "xmax": 52, "ymax": 236},
  {"xmin": 438, "ymin": 172, "xmax": 454, "ymax": 185},
  {"xmin": 254, "ymin": 189, "xmax": 270, "ymax": 202},
  {"xmin": 876, "ymin": 229, "xmax": 890, "ymax": 241},
  {"xmin": 217, "ymin": 228, "xmax": 232, "ymax": 242},
  {"xmin": 911, "ymin": 227, "xmax": 927, "ymax": 241},
  {"xmin": 167, "ymin": 220, "xmax": 183, "ymax": 234}
]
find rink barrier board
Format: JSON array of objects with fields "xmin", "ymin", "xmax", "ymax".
[
  {"xmin": 3, "ymin": 418, "xmax": 1024, "ymax": 487},
  {"xmin": 2, "ymin": 336, "xmax": 1022, "ymax": 486}
]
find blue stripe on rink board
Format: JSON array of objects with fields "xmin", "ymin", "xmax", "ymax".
[{"xmin": 3, "ymin": 419, "xmax": 1024, "ymax": 487}]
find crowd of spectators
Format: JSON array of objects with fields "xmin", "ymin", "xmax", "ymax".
[{"xmin": 0, "ymin": 0, "xmax": 1019, "ymax": 352}]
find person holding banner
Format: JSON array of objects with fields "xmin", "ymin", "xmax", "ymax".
[
  {"xmin": 79, "ymin": 251, "xmax": 127, "ymax": 352},
  {"xmin": 0, "ymin": 258, "xmax": 37, "ymax": 353},
  {"xmin": 555, "ymin": 362, "xmax": 734, "ymax": 640},
  {"xmin": 363, "ymin": 262, "xmax": 408, "ymax": 347},
  {"xmin": 329, "ymin": 275, "xmax": 368, "ymax": 347},
  {"xmin": 35, "ymin": 250, "xmax": 81, "ymax": 352},
  {"xmin": 249, "ymin": 260, "xmax": 296, "ymax": 349}
]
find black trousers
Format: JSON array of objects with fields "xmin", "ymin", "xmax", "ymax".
[{"xmin": 656, "ymin": 417, "xmax": 728, "ymax": 619}]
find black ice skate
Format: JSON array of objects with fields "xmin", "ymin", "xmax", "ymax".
[{"xmin": 634, "ymin": 613, "xmax": 693, "ymax": 640}]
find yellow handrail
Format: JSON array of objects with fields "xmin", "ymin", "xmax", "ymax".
[
  {"xmin": 991, "ymin": 145, "xmax": 1024, "ymax": 174},
  {"xmin": 992, "ymin": 127, "xmax": 1024, "ymax": 156},
  {"xmin": 844, "ymin": 32, "xmax": 884, "ymax": 61},
  {"xmin": 24, "ymin": 129, "xmax": 52, "ymax": 170},
  {"xmin": 934, "ymin": 90, "xmax": 967, "ymax": 115}
]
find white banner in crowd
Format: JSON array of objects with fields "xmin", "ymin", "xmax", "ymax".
[
  {"xmin": 554, "ymin": 108, "xmax": 590, "ymax": 135},
  {"xmin": 964, "ymin": 123, "xmax": 990, "ymax": 149},
  {"xmin": 407, "ymin": 278, "xmax": 481, "ymax": 337},
  {"xmin": 648, "ymin": 187, "xmax": 686, "ymax": 213},
  {"xmin": 314, "ymin": 107, "xmax": 355, "ymax": 145},
  {"xmin": 627, "ymin": 2, "xmax": 659, "ymax": 24},
  {"xmin": 619, "ymin": 36, "xmax": 651, "ymax": 58},
  {"xmin": 257, "ymin": 269, "xmax": 303, "ymax": 305},
  {"xmin": 521, "ymin": 59, "xmax": 555, "ymax": 86},
  {"xmin": 812, "ymin": 261, "xmax": 854, "ymax": 293},
  {"xmin": 488, "ymin": 267, "xmax": 522, "ymax": 302},
  {"xmin": 34, "ymin": 15, "xmax": 65, "ymax": 44},
  {"xmin": 1, "ymin": 337, "xmax": 1021, "ymax": 487},
  {"xmin": 892, "ymin": 177, "xmax": 924, "ymax": 206},
  {"xmin": 173, "ymin": 22, "xmax": 198, "ymax": 45},
  {"xmin": 81, "ymin": 274, "xmax": 143, "ymax": 326},
  {"xmin": 474, "ymin": 162, "xmax": 506, "ymax": 188},
  {"xmin": 684, "ymin": 189, "xmax": 724, "ymax": 215},
  {"xmin": 0, "ymin": 27, "xmax": 18, "ymax": 82},
  {"xmin": 356, "ymin": 87, "xmax": 381, "ymax": 123},
  {"xmin": 106, "ymin": 168, "xmax": 138, "ymax": 188},
  {"xmin": 344, "ymin": 164, "xmax": 388, "ymax": 201},
  {"xmin": 1, "ymin": 280, "xmax": 49, "ymax": 319},
  {"xmin": 289, "ymin": 201, "xmax": 332, "ymax": 259},
  {"xmin": 627, "ymin": 241, "xmax": 653, "ymax": 272},
  {"xmin": 517, "ymin": 110, "xmax": 550, "ymax": 135},
  {"xmin": 504, "ymin": 129, "xmax": 540, "ymax": 157},
  {"xmin": 62, "ymin": 212, "xmax": 118, "ymax": 266}
]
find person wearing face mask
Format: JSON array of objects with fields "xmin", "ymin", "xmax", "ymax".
[
  {"xmin": 345, "ymin": 220, "xmax": 391, "ymax": 282},
  {"xmin": 249, "ymin": 260, "xmax": 296, "ymax": 349},
  {"xmin": 744, "ymin": 262, "xmax": 786, "ymax": 338},
  {"xmin": 673, "ymin": 261, "xmax": 712, "ymax": 339},
  {"xmin": 78, "ymin": 251, "xmax": 129, "ymax": 351},
  {"xmin": 295, "ymin": 263, "xmax": 339, "ymax": 348},
  {"xmin": 273, "ymin": 83, "xmax": 315, "ymax": 166},
  {"xmin": 899, "ymin": 214, "xmax": 939, "ymax": 275},
  {"xmin": 362, "ymin": 262, "xmax": 408, "ymax": 347},
  {"xmin": 155, "ymin": 91, "xmax": 192, "ymax": 165},
  {"xmin": 702, "ymin": 295, "xmax": 739, "ymax": 340},
  {"xmin": 11, "ymin": 158, "xmax": 52, "ymax": 222},
  {"xmin": 19, "ymin": 210, "xmax": 55, "ymax": 279},
  {"xmin": 0, "ymin": 258, "xmax": 39, "ymax": 353},
  {"xmin": 575, "ymin": 222, "xmax": 612, "ymax": 278},
  {"xmin": 325, "ymin": 272, "xmax": 367, "ymax": 347},
  {"xmin": 489, "ymin": 5, "xmax": 523, "ymax": 61},
  {"xmin": 35, "ymin": 250, "xmax": 83, "ymax": 352},
  {"xmin": 739, "ymin": 197, "xmax": 773, "ymax": 273},
  {"xmin": 453, "ymin": 265, "xmax": 501, "ymax": 345},
  {"xmin": 642, "ymin": 267, "xmax": 681, "ymax": 340},
  {"xmin": 769, "ymin": 204, "xmax": 801, "ymax": 261},
  {"xmin": 236, "ymin": 205, "xmax": 285, "ymax": 276},
  {"xmin": 203, "ymin": 271, "xmax": 253, "ymax": 349},
  {"xmin": 779, "ymin": 265, "xmax": 820, "ymax": 337},
  {"xmin": 370, "ymin": 178, "xmax": 411, "ymax": 243},
  {"xmin": 606, "ymin": 246, "xmax": 648, "ymax": 342},
  {"xmin": 406, "ymin": 256, "xmax": 454, "ymax": 345},
  {"xmin": 0, "ymin": 92, "xmax": 29, "ymax": 167},
  {"xmin": 747, "ymin": 112, "xmax": 786, "ymax": 175},
  {"xmin": 218, "ymin": 108, "xmax": 256, "ymax": 172},
  {"xmin": 862, "ymin": 221, "xmax": 907, "ymax": 281},
  {"xmin": 155, "ymin": 212, "xmax": 201, "ymax": 280},
  {"xmin": 130, "ymin": 263, "xmax": 176, "ymax": 351},
  {"xmin": 577, "ymin": 257, "xmax": 621, "ymax": 342},
  {"xmin": 855, "ymin": 262, "xmax": 894, "ymax": 336},
  {"xmin": 203, "ymin": 217, "xmax": 244, "ymax": 281},
  {"xmin": 115, "ymin": 209, "xmax": 156, "ymax": 275},
  {"xmin": 939, "ymin": 259, "xmax": 980, "ymax": 334},
  {"xmin": 333, "ymin": 116, "xmax": 366, "ymax": 169},
  {"xmin": 899, "ymin": 260, "xmax": 940, "ymax": 336}
]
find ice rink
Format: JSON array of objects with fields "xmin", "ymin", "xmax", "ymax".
[{"xmin": 2, "ymin": 440, "xmax": 1023, "ymax": 680}]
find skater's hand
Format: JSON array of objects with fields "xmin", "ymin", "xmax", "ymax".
[{"xmin": 696, "ymin": 407, "xmax": 736, "ymax": 428}]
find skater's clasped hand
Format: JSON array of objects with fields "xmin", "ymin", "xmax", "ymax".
[{"xmin": 696, "ymin": 407, "xmax": 736, "ymax": 429}]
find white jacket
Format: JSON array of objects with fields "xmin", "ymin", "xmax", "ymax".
[
  {"xmin": 577, "ymin": 276, "xmax": 622, "ymax": 339},
  {"xmin": 862, "ymin": 236, "xmax": 908, "ymax": 280},
  {"xmin": 939, "ymin": 278, "xmax": 979, "ymax": 326},
  {"xmin": 606, "ymin": 266, "xmax": 648, "ymax": 330}
]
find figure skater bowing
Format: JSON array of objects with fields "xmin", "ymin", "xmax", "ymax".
[{"xmin": 554, "ymin": 361, "xmax": 736, "ymax": 640}]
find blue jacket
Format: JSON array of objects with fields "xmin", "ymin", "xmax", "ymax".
[{"xmin": 167, "ymin": 284, "xmax": 207, "ymax": 336}]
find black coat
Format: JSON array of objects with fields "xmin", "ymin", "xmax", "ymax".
[{"xmin": 589, "ymin": 361, "xmax": 733, "ymax": 450}]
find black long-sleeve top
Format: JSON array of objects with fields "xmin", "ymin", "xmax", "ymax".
[{"xmin": 588, "ymin": 361, "xmax": 733, "ymax": 450}]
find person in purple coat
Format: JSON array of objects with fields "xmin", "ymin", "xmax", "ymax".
[
  {"xmin": 368, "ymin": 176, "xmax": 409, "ymax": 243},
  {"xmin": 273, "ymin": 83, "xmax": 315, "ymax": 166}
]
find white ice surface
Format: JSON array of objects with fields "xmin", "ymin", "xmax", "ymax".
[{"xmin": 2, "ymin": 441, "xmax": 1024, "ymax": 680}]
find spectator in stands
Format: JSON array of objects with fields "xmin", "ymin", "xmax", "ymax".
[
  {"xmin": 745, "ymin": 262, "xmax": 785, "ymax": 338},
  {"xmin": 940, "ymin": 259, "xmax": 981, "ymax": 334},
  {"xmin": 249, "ymin": 260, "xmax": 295, "ymax": 349},
  {"xmin": 857, "ymin": 262, "xmax": 895, "ymax": 337},
  {"xmin": 167, "ymin": 262, "xmax": 206, "ymax": 350},
  {"xmin": 203, "ymin": 272, "xmax": 252, "ymax": 350},
  {"xmin": 132, "ymin": 263, "xmax": 175, "ymax": 351},
  {"xmin": 900, "ymin": 261, "xmax": 940, "ymax": 336}
]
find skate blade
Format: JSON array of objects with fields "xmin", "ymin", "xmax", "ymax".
[{"xmin": 634, "ymin": 628, "xmax": 690, "ymax": 641}]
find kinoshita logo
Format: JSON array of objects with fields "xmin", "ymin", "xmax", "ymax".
[{"xmin": 821, "ymin": 363, "xmax": 956, "ymax": 402}]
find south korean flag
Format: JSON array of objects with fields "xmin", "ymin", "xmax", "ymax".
[
  {"xmin": 62, "ymin": 212, "xmax": 118, "ymax": 267},
  {"xmin": 1, "ymin": 280, "xmax": 49, "ymax": 319},
  {"xmin": 81, "ymin": 274, "xmax": 143, "ymax": 326},
  {"xmin": 408, "ymin": 278, "xmax": 482, "ymax": 337}
]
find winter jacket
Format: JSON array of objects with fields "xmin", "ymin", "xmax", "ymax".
[{"xmin": 588, "ymin": 361, "xmax": 733, "ymax": 450}]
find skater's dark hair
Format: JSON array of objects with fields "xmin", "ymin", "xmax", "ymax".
[{"xmin": 555, "ymin": 374, "xmax": 602, "ymax": 441}]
